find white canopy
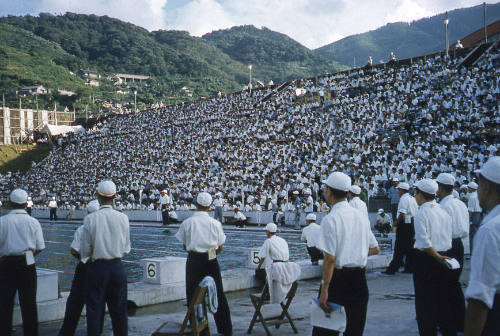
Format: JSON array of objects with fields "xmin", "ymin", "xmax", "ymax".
[{"xmin": 42, "ymin": 124, "xmax": 84, "ymax": 136}]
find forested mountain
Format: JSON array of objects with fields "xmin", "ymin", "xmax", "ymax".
[
  {"xmin": 202, "ymin": 25, "xmax": 345, "ymax": 83},
  {"xmin": 315, "ymin": 2, "xmax": 500, "ymax": 67}
]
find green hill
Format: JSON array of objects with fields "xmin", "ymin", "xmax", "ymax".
[
  {"xmin": 315, "ymin": 2, "xmax": 500, "ymax": 67},
  {"xmin": 202, "ymin": 25, "xmax": 346, "ymax": 82}
]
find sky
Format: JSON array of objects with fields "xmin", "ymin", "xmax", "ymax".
[{"xmin": 0, "ymin": 0, "xmax": 497, "ymax": 48}]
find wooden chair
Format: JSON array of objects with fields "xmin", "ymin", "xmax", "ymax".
[
  {"xmin": 152, "ymin": 285, "xmax": 210, "ymax": 336},
  {"xmin": 247, "ymin": 281, "xmax": 299, "ymax": 335}
]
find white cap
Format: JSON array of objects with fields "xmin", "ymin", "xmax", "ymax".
[
  {"xmin": 392, "ymin": 177, "xmax": 399, "ymax": 182},
  {"xmin": 378, "ymin": 208, "xmax": 384, "ymax": 214},
  {"xmin": 27, "ymin": 196, "xmax": 32, "ymax": 200},
  {"xmin": 415, "ymin": 179, "xmax": 438, "ymax": 195},
  {"xmin": 397, "ymin": 182, "xmax": 410, "ymax": 190},
  {"xmin": 322, "ymin": 172, "xmax": 351, "ymax": 192},
  {"xmin": 350, "ymin": 185, "xmax": 361, "ymax": 195},
  {"xmin": 475, "ymin": 156, "xmax": 500, "ymax": 184},
  {"xmin": 196, "ymin": 192, "xmax": 212, "ymax": 207},
  {"xmin": 436, "ymin": 173, "xmax": 455, "ymax": 186},
  {"xmin": 52, "ymin": 196, "xmax": 56, "ymax": 200},
  {"xmin": 292, "ymin": 190, "xmax": 299, "ymax": 195},
  {"xmin": 161, "ymin": 189, "xmax": 168, "ymax": 193},
  {"xmin": 10, "ymin": 189, "xmax": 28, "ymax": 204},
  {"xmin": 97, "ymin": 180, "xmax": 117, "ymax": 197},
  {"xmin": 468, "ymin": 182, "xmax": 478, "ymax": 190},
  {"xmin": 87, "ymin": 200, "xmax": 100, "ymax": 213},
  {"xmin": 306, "ymin": 213, "xmax": 316, "ymax": 221},
  {"xmin": 264, "ymin": 222, "xmax": 277, "ymax": 233}
]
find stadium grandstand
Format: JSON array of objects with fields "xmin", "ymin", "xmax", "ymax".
[{"xmin": 4, "ymin": 39, "xmax": 499, "ymax": 220}]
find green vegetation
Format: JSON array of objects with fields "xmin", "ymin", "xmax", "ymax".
[
  {"xmin": 0, "ymin": 13, "xmax": 345, "ymax": 110},
  {"xmin": 0, "ymin": 144, "xmax": 52, "ymax": 174},
  {"xmin": 315, "ymin": 3, "xmax": 500, "ymax": 67}
]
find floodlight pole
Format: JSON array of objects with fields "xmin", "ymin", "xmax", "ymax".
[
  {"xmin": 484, "ymin": 2, "xmax": 488, "ymax": 43},
  {"xmin": 444, "ymin": 12, "xmax": 449, "ymax": 58}
]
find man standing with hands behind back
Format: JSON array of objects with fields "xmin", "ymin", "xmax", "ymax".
[
  {"xmin": 0, "ymin": 188, "xmax": 45, "ymax": 336},
  {"xmin": 314, "ymin": 172, "xmax": 380, "ymax": 336},
  {"xmin": 80, "ymin": 180, "xmax": 131, "ymax": 336}
]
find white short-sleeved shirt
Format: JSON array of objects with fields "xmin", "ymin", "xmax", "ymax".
[
  {"xmin": 301, "ymin": 222, "xmax": 321, "ymax": 247},
  {"xmin": 48, "ymin": 200, "xmax": 58, "ymax": 208},
  {"xmin": 175, "ymin": 211, "xmax": 226, "ymax": 253},
  {"xmin": 349, "ymin": 197, "xmax": 368, "ymax": 218},
  {"xmin": 468, "ymin": 192, "xmax": 482, "ymax": 213},
  {"xmin": 234, "ymin": 211, "xmax": 246, "ymax": 221},
  {"xmin": 305, "ymin": 196, "xmax": 314, "ymax": 213},
  {"xmin": 259, "ymin": 235, "xmax": 289, "ymax": 269},
  {"xmin": 465, "ymin": 204, "xmax": 500, "ymax": 309},
  {"xmin": 398, "ymin": 193, "xmax": 419, "ymax": 224},
  {"xmin": 213, "ymin": 198, "xmax": 224, "ymax": 207},
  {"xmin": 414, "ymin": 201, "xmax": 452, "ymax": 252},
  {"xmin": 316, "ymin": 201, "xmax": 378, "ymax": 268},
  {"xmin": 440, "ymin": 195, "xmax": 469, "ymax": 239},
  {"xmin": 0, "ymin": 210, "xmax": 45, "ymax": 256},
  {"xmin": 159, "ymin": 195, "xmax": 171, "ymax": 205},
  {"xmin": 80, "ymin": 205, "xmax": 131, "ymax": 261}
]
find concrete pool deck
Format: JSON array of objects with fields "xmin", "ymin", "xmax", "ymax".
[{"xmin": 15, "ymin": 260, "xmax": 471, "ymax": 336}]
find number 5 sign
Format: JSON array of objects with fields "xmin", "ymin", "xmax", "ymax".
[{"xmin": 247, "ymin": 249, "xmax": 261, "ymax": 269}]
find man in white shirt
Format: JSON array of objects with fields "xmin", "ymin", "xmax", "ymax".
[
  {"xmin": 437, "ymin": 172, "xmax": 469, "ymax": 333},
  {"xmin": 468, "ymin": 182, "xmax": 482, "ymax": 252},
  {"xmin": 348, "ymin": 185, "xmax": 368, "ymax": 218},
  {"xmin": 255, "ymin": 223, "xmax": 289, "ymax": 284},
  {"xmin": 375, "ymin": 209, "xmax": 392, "ymax": 234},
  {"xmin": 159, "ymin": 189, "xmax": 172, "ymax": 226},
  {"xmin": 232, "ymin": 207, "xmax": 247, "ymax": 228},
  {"xmin": 301, "ymin": 214, "xmax": 323, "ymax": 265},
  {"xmin": 49, "ymin": 196, "xmax": 58, "ymax": 221},
  {"xmin": 175, "ymin": 192, "xmax": 232, "ymax": 336},
  {"xmin": 383, "ymin": 182, "xmax": 418, "ymax": 275},
  {"xmin": 0, "ymin": 189, "xmax": 45, "ymax": 336},
  {"xmin": 315, "ymin": 172, "xmax": 379, "ymax": 336},
  {"xmin": 213, "ymin": 192, "xmax": 225, "ymax": 223},
  {"xmin": 59, "ymin": 200, "xmax": 104, "ymax": 336},
  {"xmin": 412, "ymin": 179, "xmax": 456, "ymax": 336},
  {"xmin": 26, "ymin": 196, "xmax": 33, "ymax": 216},
  {"xmin": 464, "ymin": 157, "xmax": 500, "ymax": 336},
  {"xmin": 80, "ymin": 180, "xmax": 131, "ymax": 336}
]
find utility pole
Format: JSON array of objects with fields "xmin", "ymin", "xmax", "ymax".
[
  {"xmin": 444, "ymin": 12, "xmax": 450, "ymax": 59},
  {"xmin": 484, "ymin": 2, "xmax": 488, "ymax": 43}
]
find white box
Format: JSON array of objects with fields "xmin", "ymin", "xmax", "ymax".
[
  {"xmin": 247, "ymin": 248, "xmax": 261, "ymax": 269},
  {"xmin": 141, "ymin": 257, "xmax": 186, "ymax": 285},
  {"xmin": 15, "ymin": 268, "xmax": 59, "ymax": 304}
]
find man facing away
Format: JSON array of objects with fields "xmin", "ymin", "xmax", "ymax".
[{"xmin": 301, "ymin": 214, "xmax": 323, "ymax": 265}]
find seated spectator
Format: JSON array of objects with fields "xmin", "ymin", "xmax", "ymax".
[{"xmin": 375, "ymin": 208, "xmax": 392, "ymax": 235}]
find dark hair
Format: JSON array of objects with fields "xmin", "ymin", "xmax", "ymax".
[
  {"xmin": 437, "ymin": 182, "xmax": 453, "ymax": 194},
  {"xmin": 10, "ymin": 202, "xmax": 26, "ymax": 209},
  {"xmin": 328, "ymin": 186, "xmax": 348, "ymax": 199},
  {"xmin": 479, "ymin": 174, "xmax": 500, "ymax": 195},
  {"xmin": 415, "ymin": 188, "xmax": 435, "ymax": 201}
]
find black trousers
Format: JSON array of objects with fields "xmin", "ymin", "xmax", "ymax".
[
  {"xmin": 413, "ymin": 250, "xmax": 458, "ymax": 336},
  {"xmin": 312, "ymin": 267, "xmax": 368, "ymax": 336},
  {"xmin": 387, "ymin": 222, "xmax": 414, "ymax": 273},
  {"xmin": 0, "ymin": 256, "xmax": 38, "ymax": 336},
  {"xmin": 307, "ymin": 246, "xmax": 324, "ymax": 263},
  {"xmin": 161, "ymin": 210, "xmax": 170, "ymax": 225},
  {"xmin": 50, "ymin": 208, "xmax": 57, "ymax": 221},
  {"xmin": 254, "ymin": 268, "xmax": 267, "ymax": 285},
  {"xmin": 482, "ymin": 294, "xmax": 500, "ymax": 336},
  {"xmin": 448, "ymin": 238, "xmax": 466, "ymax": 332},
  {"xmin": 186, "ymin": 252, "xmax": 232, "ymax": 335},
  {"xmin": 59, "ymin": 262, "xmax": 104, "ymax": 336},
  {"xmin": 27, "ymin": 207, "xmax": 32, "ymax": 216},
  {"xmin": 85, "ymin": 259, "xmax": 127, "ymax": 336}
]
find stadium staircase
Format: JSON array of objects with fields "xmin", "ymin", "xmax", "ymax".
[
  {"xmin": 255, "ymin": 80, "xmax": 292, "ymax": 107},
  {"xmin": 458, "ymin": 42, "xmax": 492, "ymax": 68}
]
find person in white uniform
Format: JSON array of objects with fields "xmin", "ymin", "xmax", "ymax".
[
  {"xmin": 315, "ymin": 172, "xmax": 380, "ymax": 336},
  {"xmin": 348, "ymin": 185, "xmax": 368, "ymax": 218},
  {"xmin": 375, "ymin": 208, "xmax": 392, "ymax": 234},
  {"xmin": 301, "ymin": 213, "xmax": 323, "ymax": 265},
  {"xmin": 175, "ymin": 192, "xmax": 232, "ymax": 336},
  {"xmin": 412, "ymin": 178, "xmax": 457, "ymax": 336},
  {"xmin": 467, "ymin": 181, "xmax": 482, "ymax": 252},
  {"xmin": 159, "ymin": 189, "xmax": 172, "ymax": 225},
  {"xmin": 0, "ymin": 188, "xmax": 45, "ymax": 336},
  {"xmin": 255, "ymin": 222, "xmax": 289, "ymax": 284},
  {"xmin": 436, "ymin": 172, "xmax": 469, "ymax": 333},
  {"xmin": 80, "ymin": 180, "xmax": 131, "ymax": 336},
  {"xmin": 384, "ymin": 182, "xmax": 418, "ymax": 275},
  {"xmin": 59, "ymin": 200, "xmax": 104, "ymax": 336},
  {"xmin": 49, "ymin": 196, "xmax": 58, "ymax": 221},
  {"xmin": 464, "ymin": 156, "xmax": 500, "ymax": 336},
  {"xmin": 213, "ymin": 192, "xmax": 225, "ymax": 223}
]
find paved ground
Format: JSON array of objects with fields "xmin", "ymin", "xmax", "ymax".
[{"xmin": 15, "ymin": 259, "xmax": 471, "ymax": 336}]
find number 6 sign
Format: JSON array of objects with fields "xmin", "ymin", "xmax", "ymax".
[{"xmin": 146, "ymin": 262, "xmax": 157, "ymax": 279}]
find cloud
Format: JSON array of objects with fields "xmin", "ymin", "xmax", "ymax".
[{"xmin": 0, "ymin": 0, "xmax": 497, "ymax": 48}]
